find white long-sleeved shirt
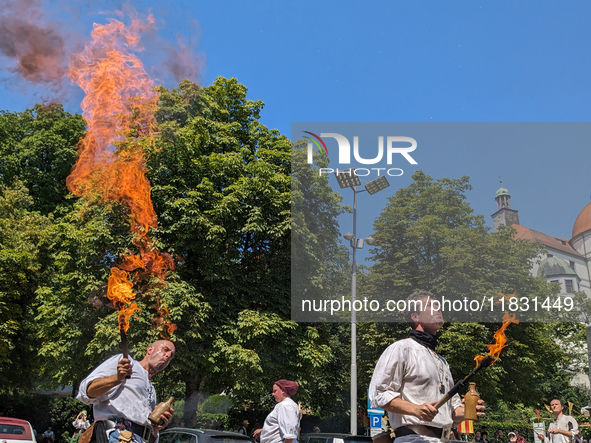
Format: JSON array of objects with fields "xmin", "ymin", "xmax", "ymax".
[
  {"xmin": 72, "ymin": 418, "xmax": 90, "ymax": 431},
  {"xmin": 260, "ymin": 397, "xmax": 299, "ymax": 443},
  {"xmin": 76, "ymin": 354, "xmax": 156, "ymax": 427},
  {"xmin": 369, "ymin": 338, "xmax": 462, "ymax": 430},
  {"xmin": 548, "ymin": 414, "xmax": 578, "ymax": 443}
]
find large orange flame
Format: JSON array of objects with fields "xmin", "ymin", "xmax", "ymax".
[
  {"xmin": 474, "ymin": 311, "xmax": 519, "ymax": 368},
  {"xmin": 67, "ymin": 13, "xmax": 175, "ymax": 336}
]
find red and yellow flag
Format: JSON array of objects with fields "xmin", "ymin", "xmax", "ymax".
[{"xmin": 458, "ymin": 420, "xmax": 474, "ymax": 434}]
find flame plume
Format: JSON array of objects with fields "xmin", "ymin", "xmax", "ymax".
[
  {"xmin": 474, "ymin": 311, "xmax": 519, "ymax": 368},
  {"xmin": 66, "ymin": 13, "xmax": 175, "ymax": 336}
]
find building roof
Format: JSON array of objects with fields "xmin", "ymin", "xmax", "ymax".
[
  {"xmin": 496, "ymin": 186, "xmax": 510, "ymax": 197},
  {"xmin": 512, "ymin": 224, "xmax": 583, "ymax": 258},
  {"xmin": 573, "ymin": 201, "xmax": 591, "ymax": 238},
  {"xmin": 537, "ymin": 256, "xmax": 578, "ymax": 277}
]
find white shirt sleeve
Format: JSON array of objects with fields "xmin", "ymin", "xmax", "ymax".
[
  {"xmin": 368, "ymin": 342, "xmax": 405, "ymax": 409},
  {"xmin": 451, "ymin": 392, "xmax": 462, "ymax": 412},
  {"xmin": 76, "ymin": 355, "xmax": 125, "ymax": 405}
]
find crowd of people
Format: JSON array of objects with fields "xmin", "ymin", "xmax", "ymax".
[{"xmin": 448, "ymin": 427, "xmax": 531, "ymax": 443}]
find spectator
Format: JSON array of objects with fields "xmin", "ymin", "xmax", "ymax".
[
  {"xmin": 73, "ymin": 411, "xmax": 91, "ymax": 432},
  {"xmin": 43, "ymin": 428, "xmax": 54, "ymax": 443},
  {"xmin": 508, "ymin": 432, "xmax": 517, "ymax": 443},
  {"xmin": 238, "ymin": 421, "xmax": 249, "ymax": 436},
  {"xmin": 474, "ymin": 431, "xmax": 484, "ymax": 443},
  {"xmin": 252, "ymin": 380, "xmax": 300, "ymax": 443},
  {"xmin": 492, "ymin": 430, "xmax": 504, "ymax": 443},
  {"xmin": 71, "ymin": 411, "xmax": 91, "ymax": 443},
  {"xmin": 313, "ymin": 427, "xmax": 321, "ymax": 434}
]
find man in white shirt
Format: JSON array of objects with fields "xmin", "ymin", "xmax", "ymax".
[
  {"xmin": 537, "ymin": 400, "xmax": 579, "ymax": 443},
  {"xmin": 76, "ymin": 340, "xmax": 175, "ymax": 443},
  {"xmin": 369, "ymin": 291, "xmax": 485, "ymax": 443}
]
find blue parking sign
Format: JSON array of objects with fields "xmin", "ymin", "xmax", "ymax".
[{"xmin": 370, "ymin": 415, "xmax": 381, "ymax": 428}]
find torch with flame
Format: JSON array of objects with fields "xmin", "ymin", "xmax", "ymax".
[
  {"xmin": 66, "ymin": 13, "xmax": 176, "ymax": 352},
  {"xmin": 434, "ymin": 311, "xmax": 519, "ymax": 410}
]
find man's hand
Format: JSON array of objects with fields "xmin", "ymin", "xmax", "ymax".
[
  {"xmin": 537, "ymin": 433, "xmax": 546, "ymax": 441},
  {"xmin": 117, "ymin": 358, "xmax": 132, "ymax": 381},
  {"xmin": 252, "ymin": 429, "xmax": 262, "ymax": 438},
  {"xmin": 548, "ymin": 428, "xmax": 571, "ymax": 437},
  {"xmin": 87, "ymin": 357, "xmax": 132, "ymax": 398},
  {"xmin": 476, "ymin": 399, "xmax": 486, "ymax": 418},
  {"xmin": 453, "ymin": 398, "xmax": 486, "ymax": 422},
  {"xmin": 383, "ymin": 398, "xmax": 439, "ymax": 421},
  {"xmin": 413, "ymin": 402, "xmax": 439, "ymax": 421},
  {"xmin": 154, "ymin": 409, "xmax": 174, "ymax": 435}
]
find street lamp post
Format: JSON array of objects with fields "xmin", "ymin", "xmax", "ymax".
[{"xmin": 335, "ymin": 169, "xmax": 389, "ymax": 435}]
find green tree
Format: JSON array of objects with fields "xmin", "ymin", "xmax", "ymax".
[
  {"xmin": 0, "ymin": 182, "xmax": 52, "ymax": 391},
  {"xmin": 290, "ymin": 140, "xmax": 351, "ymax": 309},
  {"xmin": 0, "ymin": 103, "xmax": 85, "ymax": 215},
  {"xmin": 368, "ymin": 170, "xmax": 545, "ymax": 301},
  {"xmin": 148, "ymin": 77, "xmax": 348, "ymax": 417}
]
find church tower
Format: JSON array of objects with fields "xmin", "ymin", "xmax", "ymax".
[{"xmin": 491, "ymin": 182, "xmax": 520, "ymax": 232}]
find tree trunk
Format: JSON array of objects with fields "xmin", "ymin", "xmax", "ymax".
[{"xmin": 183, "ymin": 376, "xmax": 203, "ymax": 423}]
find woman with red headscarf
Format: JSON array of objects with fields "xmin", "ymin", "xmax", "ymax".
[{"xmin": 252, "ymin": 380, "xmax": 300, "ymax": 443}]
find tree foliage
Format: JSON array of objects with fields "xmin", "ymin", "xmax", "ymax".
[
  {"xmin": 0, "ymin": 104, "xmax": 85, "ymax": 215},
  {"xmin": 146, "ymin": 77, "xmax": 348, "ymax": 416},
  {"xmin": 368, "ymin": 170, "xmax": 545, "ymax": 300},
  {"xmin": 0, "ymin": 182, "xmax": 52, "ymax": 390}
]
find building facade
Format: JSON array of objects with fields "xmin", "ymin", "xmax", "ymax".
[{"xmin": 492, "ymin": 183, "xmax": 591, "ymax": 298}]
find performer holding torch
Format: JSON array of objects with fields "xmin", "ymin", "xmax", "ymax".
[
  {"xmin": 76, "ymin": 340, "xmax": 175, "ymax": 443},
  {"xmin": 369, "ymin": 291, "xmax": 486, "ymax": 443}
]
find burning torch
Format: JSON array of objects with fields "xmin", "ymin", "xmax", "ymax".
[
  {"xmin": 107, "ymin": 267, "xmax": 142, "ymax": 377},
  {"xmin": 434, "ymin": 312, "xmax": 519, "ymax": 411}
]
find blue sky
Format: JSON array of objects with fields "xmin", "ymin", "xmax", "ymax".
[{"xmin": 2, "ymin": 0, "xmax": 591, "ymax": 263}]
